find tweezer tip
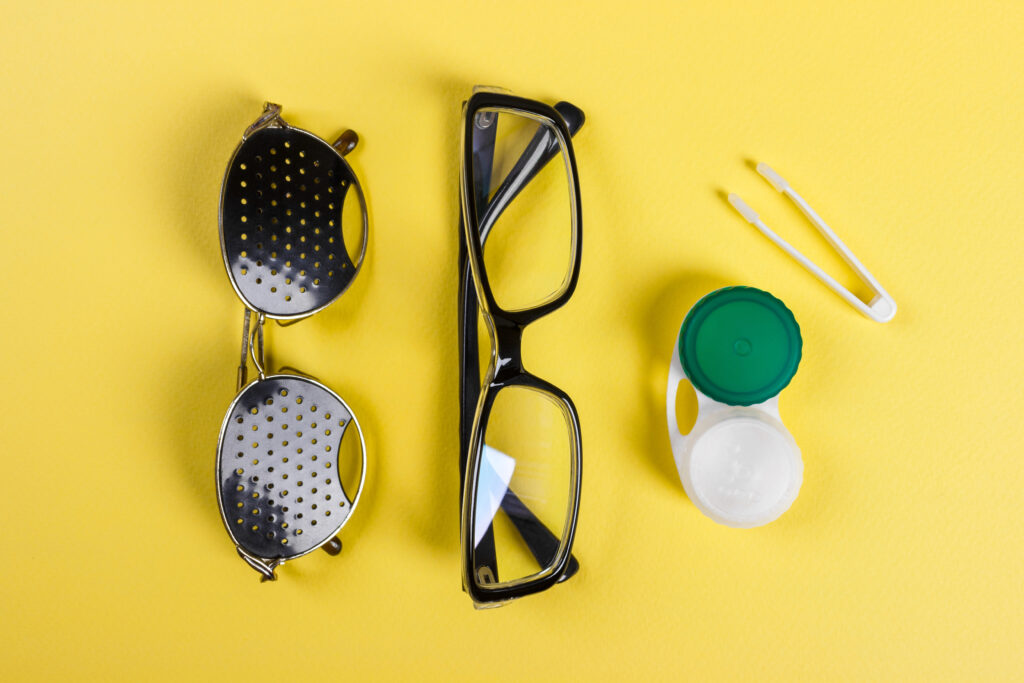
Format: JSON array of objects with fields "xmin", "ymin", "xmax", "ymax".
[
  {"xmin": 727, "ymin": 193, "xmax": 759, "ymax": 224},
  {"xmin": 756, "ymin": 163, "xmax": 789, "ymax": 192}
]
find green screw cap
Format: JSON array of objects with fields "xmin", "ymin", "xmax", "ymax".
[{"xmin": 679, "ymin": 286, "xmax": 802, "ymax": 406}]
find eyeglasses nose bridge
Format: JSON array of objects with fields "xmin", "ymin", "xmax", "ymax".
[{"xmin": 491, "ymin": 317, "xmax": 526, "ymax": 381}]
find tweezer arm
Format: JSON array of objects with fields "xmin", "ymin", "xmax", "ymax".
[{"xmin": 459, "ymin": 101, "xmax": 585, "ymax": 583}]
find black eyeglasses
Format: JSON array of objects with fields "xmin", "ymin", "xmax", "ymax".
[{"xmin": 458, "ymin": 87, "xmax": 585, "ymax": 607}]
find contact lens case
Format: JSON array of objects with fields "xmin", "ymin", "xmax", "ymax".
[{"xmin": 666, "ymin": 286, "xmax": 804, "ymax": 528}]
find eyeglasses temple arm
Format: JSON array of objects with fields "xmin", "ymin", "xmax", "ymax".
[
  {"xmin": 477, "ymin": 102, "xmax": 585, "ymax": 243},
  {"xmin": 458, "ymin": 101, "xmax": 502, "ymax": 476},
  {"xmin": 457, "ymin": 216, "xmax": 479, "ymax": 487},
  {"xmin": 500, "ymin": 489, "xmax": 580, "ymax": 582}
]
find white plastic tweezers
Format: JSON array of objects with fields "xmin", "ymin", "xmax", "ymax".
[{"xmin": 728, "ymin": 163, "xmax": 896, "ymax": 323}]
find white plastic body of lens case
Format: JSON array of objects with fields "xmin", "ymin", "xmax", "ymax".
[{"xmin": 667, "ymin": 345, "xmax": 803, "ymax": 528}]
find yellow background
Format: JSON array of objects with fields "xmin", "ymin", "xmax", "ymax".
[{"xmin": 2, "ymin": 1, "xmax": 1022, "ymax": 680}]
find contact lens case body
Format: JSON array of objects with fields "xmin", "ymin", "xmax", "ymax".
[{"xmin": 666, "ymin": 286, "xmax": 804, "ymax": 528}]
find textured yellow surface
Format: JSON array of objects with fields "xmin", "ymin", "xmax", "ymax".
[{"xmin": 2, "ymin": 2, "xmax": 1023, "ymax": 680}]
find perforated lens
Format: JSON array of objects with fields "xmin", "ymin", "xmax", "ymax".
[
  {"xmin": 217, "ymin": 376, "xmax": 359, "ymax": 559},
  {"xmin": 222, "ymin": 127, "xmax": 359, "ymax": 317},
  {"xmin": 470, "ymin": 108, "xmax": 575, "ymax": 312},
  {"xmin": 470, "ymin": 385, "xmax": 575, "ymax": 588}
]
